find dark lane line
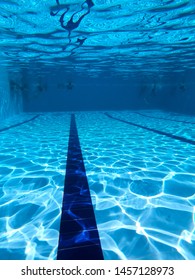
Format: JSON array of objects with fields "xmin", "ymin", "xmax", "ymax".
[
  {"xmin": 105, "ymin": 113, "xmax": 195, "ymax": 146},
  {"xmin": 134, "ymin": 112, "xmax": 195, "ymax": 125},
  {"xmin": 57, "ymin": 114, "xmax": 104, "ymax": 260},
  {"xmin": 0, "ymin": 114, "xmax": 41, "ymax": 133}
]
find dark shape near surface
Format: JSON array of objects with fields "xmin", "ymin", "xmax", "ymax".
[
  {"xmin": 84, "ymin": 0, "xmax": 95, "ymax": 8},
  {"xmin": 60, "ymin": 9, "xmax": 90, "ymax": 34},
  {"xmin": 77, "ymin": 37, "xmax": 87, "ymax": 46},
  {"xmin": 57, "ymin": 114, "xmax": 103, "ymax": 260},
  {"xmin": 69, "ymin": 38, "xmax": 87, "ymax": 55},
  {"xmin": 50, "ymin": 1, "xmax": 69, "ymax": 16},
  {"xmin": 60, "ymin": 0, "xmax": 94, "ymax": 36}
]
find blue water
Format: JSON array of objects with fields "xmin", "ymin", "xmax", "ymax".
[
  {"xmin": 0, "ymin": 113, "xmax": 70, "ymax": 259},
  {"xmin": 0, "ymin": 110, "xmax": 194, "ymax": 260},
  {"xmin": 0, "ymin": 0, "xmax": 195, "ymax": 260}
]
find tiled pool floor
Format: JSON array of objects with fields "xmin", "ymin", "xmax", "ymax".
[{"xmin": 0, "ymin": 111, "xmax": 195, "ymax": 260}]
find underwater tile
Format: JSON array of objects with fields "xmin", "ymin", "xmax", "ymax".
[
  {"xmin": 57, "ymin": 114, "xmax": 103, "ymax": 259},
  {"xmin": 57, "ymin": 243, "xmax": 104, "ymax": 260}
]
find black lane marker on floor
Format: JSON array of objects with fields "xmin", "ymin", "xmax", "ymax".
[
  {"xmin": 105, "ymin": 113, "xmax": 195, "ymax": 146},
  {"xmin": 134, "ymin": 112, "xmax": 195, "ymax": 125},
  {"xmin": 57, "ymin": 114, "xmax": 104, "ymax": 260},
  {"xmin": 0, "ymin": 114, "xmax": 41, "ymax": 133}
]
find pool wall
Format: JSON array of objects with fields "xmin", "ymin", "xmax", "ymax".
[
  {"xmin": 3, "ymin": 67, "xmax": 195, "ymax": 116},
  {"xmin": 21, "ymin": 69, "xmax": 195, "ymax": 115},
  {"xmin": 0, "ymin": 66, "xmax": 23, "ymax": 121}
]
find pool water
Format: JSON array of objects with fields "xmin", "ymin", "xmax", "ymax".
[
  {"xmin": 0, "ymin": 110, "xmax": 194, "ymax": 260},
  {"xmin": 0, "ymin": 113, "xmax": 69, "ymax": 259}
]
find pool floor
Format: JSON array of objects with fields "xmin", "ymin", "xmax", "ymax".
[{"xmin": 0, "ymin": 110, "xmax": 195, "ymax": 260}]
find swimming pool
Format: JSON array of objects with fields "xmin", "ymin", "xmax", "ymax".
[{"xmin": 0, "ymin": 110, "xmax": 194, "ymax": 260}]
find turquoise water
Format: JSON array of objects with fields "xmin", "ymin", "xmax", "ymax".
[
  {"xmin": 0, "ymin": 0, "xmax": 195, "ymax": 261},
  {"xmin": 1, "ymin": 0, "xmax": 195, "ymax": 76},
  {"xmin": 0, "ymin": 113, "xmax": 69, "ymax": 259},
  {"xmin": 0, "ymin": 110, "xmax": 194, "ymax": 260}
]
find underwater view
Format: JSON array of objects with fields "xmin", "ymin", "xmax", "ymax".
[{"xmin": 0, "ymin": 0, "xmax": 195, "ymax": 260}]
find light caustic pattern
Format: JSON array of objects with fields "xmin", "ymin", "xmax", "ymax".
[
  {"xmin": 0, "ymin": 113, "xmax": 70, "ymax": 260},
  {"xmin": 77, "ymin": 111, "xmax": 195, "ymax": 260},
  {"xmin": 113, "ymin": 110, "xmax": 195, "ymax": 141},
  {"xmin": 1, "ymin": 0, "xmax": 195, "ymax": 75},
  {"xmin": 0, "ymin": 111, "xmax": 195, "ymax": 260}
]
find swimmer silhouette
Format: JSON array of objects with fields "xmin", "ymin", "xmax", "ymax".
[
  {"xmin": 60, "ymin": 9, "xmax": 89, "ymax": 34},
  {"xmin": 37, "ymin": 84, "xmax": 44, "ymax": 93},
  {"xmin": 10, "ymin": 80, "xmax": 19, "ymax": 91},
  {"xmin": 66, "ymin": 81, "xmax": 73, "ymax": 90},
  {"xmin": 10, "ymin": 80, "xmax": 28, "ymax": 92},
  {"xmin": 60, "ymin": 0, "xmax": 94, "ymax": 37},
  {"xmin": 179, "ymin": 83, "xmax": 185, "ymax": 92},
  {"xmin": 51, "ymin": 0, "xmax": 94, "ymax": 49}
]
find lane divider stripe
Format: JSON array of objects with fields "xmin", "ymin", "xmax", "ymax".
[
  {"xmin": 105, "ymin": 112, "xmax": 195, "ymax": 146},
  {"xmin": 0, "ymin": 114, "xmax": 41, "ymax": 133},
  {"xmin": 134, "ymin": 112, "xmax": 195, "ymax": 125},
  {"xmin": 57, "ymin": 114, "xmax": 104, "ymax": 260}
]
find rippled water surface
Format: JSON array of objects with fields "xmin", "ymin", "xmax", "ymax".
[
  {"xmin": 0, "ymin": 110, "xmax": 195, "ymax": 259},
  {"xmin": 1, "ymin": 0, "xmax": 195, "ymax": 261},
  {"xmin": 1, "ymin": 0, "xmax": 195, "ymax": 76}
]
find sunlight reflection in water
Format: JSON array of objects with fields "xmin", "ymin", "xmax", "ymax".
[
  {"xmin": 0, "ymin": 111, "xmax": 194, "ymax": 260},
  {"xmin": 77, "ymin": 111, "xmax": 195, "ymax": 260},
  {"xmin": 0, "ymin": 113, "xmax": 70, "ymax": 260}
]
